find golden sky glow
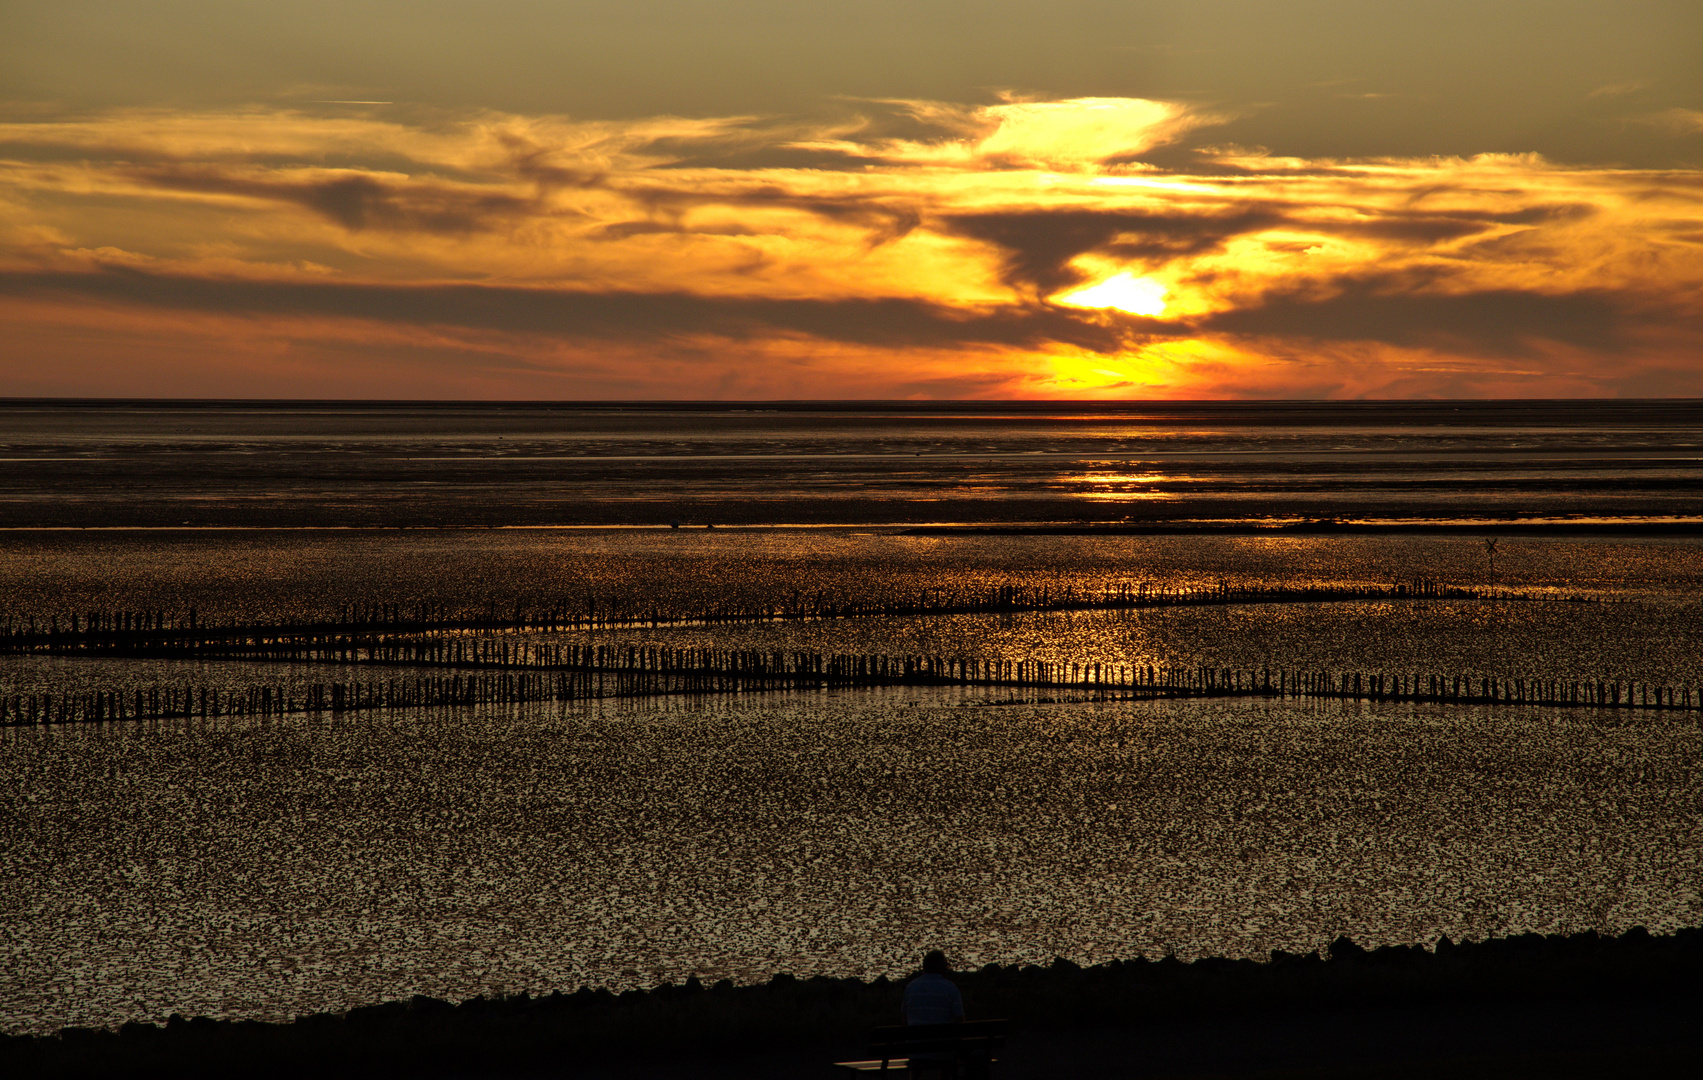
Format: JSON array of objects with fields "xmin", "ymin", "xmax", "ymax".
[{"xmin": 2, "ymin": 3, "xmax": 1701, "ymax": 399}]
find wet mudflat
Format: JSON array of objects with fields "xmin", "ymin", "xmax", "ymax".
[
  {"xmin": 4, "ymin": 402, "xmax": 1703, "ymax": 1042},
  {"xmin": 3, "ymin": 686, "xmax": 1699, "ymax": 1036},
  {"xmin": 5, "ymin": 529, "xmax": 1703, "ymax": 700},
  {"xmin": 5, "ymin": 527, "xmax": 1703, "ymax": 620}
]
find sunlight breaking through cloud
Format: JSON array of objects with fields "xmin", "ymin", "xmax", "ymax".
[{"xmin": 1055, "ymin": 272, "xmax": 1169, "ymax": 316}]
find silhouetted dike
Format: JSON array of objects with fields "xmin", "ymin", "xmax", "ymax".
[{"xmin": 5, "ymin": 925, "xmax": 1698, "ymax": 1077}]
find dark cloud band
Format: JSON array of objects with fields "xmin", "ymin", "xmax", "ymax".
[{"xmin": 0, "ymin": 267, "xmax": 1137, "ymax": 352}]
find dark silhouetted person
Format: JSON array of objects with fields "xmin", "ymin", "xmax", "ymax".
[{"xmin": 903, "ymin": 950, "xmax": 966, "ymax": 1078}]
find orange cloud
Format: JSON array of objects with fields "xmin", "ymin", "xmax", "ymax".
[{"xmin": 1, "ymin": 99, "xmax": 1700, "ymax": 398}]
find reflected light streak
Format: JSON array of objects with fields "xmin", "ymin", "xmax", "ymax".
[{"xmin": 1075, "ymin": 471, "xmax": 1177, "ymax": 500}]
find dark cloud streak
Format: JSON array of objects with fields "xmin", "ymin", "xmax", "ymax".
[
  {"xmin": 1202, "ymin": 280, "xmax": 1642, "ymax": 355},
  {"xmin": 0, "ymin": 267, "xmax": 1132, "ymax": 352},
  {"xmin": 127, "ymin": 165, "xmax": 541, "ymax": 233},
  {"xmin": 6, "ymin": 258, "xmax": 1684, "ymax": 362},
  {"xmin": 943, "ymin": 208, "xmax": 1285, "ymax": 293}
]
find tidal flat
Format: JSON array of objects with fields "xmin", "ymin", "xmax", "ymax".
[
  {"xmin": 4, "ymin": 687, "xmax": 1700, "ymax": 1037},
  {"xmin": 3, "ymin": 401, "xmax": 1702, "ymax": 1040},
  {"xmin": 3, "ymin": 527, "xmax": 1702, "ymax": 1036}
]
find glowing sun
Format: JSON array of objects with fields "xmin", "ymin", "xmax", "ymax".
[{"xmin": 1054, "ymin": 272, "xmax": 1168, "ymax": 316}]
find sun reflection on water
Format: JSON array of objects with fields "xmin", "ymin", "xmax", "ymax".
[{"xmin": 1073, "ymin": 471, "xmax": 1177, "ymax": 500}]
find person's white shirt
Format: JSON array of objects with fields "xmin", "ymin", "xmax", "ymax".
[{"xmin": 902, "ymin": 971, "xmax": 964, "ymax": 1025}]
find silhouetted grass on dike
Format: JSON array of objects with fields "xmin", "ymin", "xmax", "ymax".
[{"xmin": 5, "ymin": 925, "xmax": 1700, "ymax": 1077}]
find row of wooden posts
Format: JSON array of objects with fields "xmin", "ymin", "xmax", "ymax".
[
  {"xmin": 0, "ymin": 578, "xmax": 1545, "ymax": 653},
  {"xmin": 4, "ymin": 649, "xmax": 1697, "ymax": 725}
]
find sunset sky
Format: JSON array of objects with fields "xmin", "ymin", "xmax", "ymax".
[{"xmin": 2, "ymin": 2, "xmax": 1700, "ymax": 399}]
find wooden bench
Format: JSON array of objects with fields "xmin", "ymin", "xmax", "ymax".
[{"xmin": 832, "ymin": 1019, "xmax": 1007, "ymax": 1077}]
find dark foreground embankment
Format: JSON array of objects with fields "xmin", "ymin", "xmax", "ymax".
[{"xmin": 5, "ymin": 926, "xmax": 1701, "ymax": 1078}]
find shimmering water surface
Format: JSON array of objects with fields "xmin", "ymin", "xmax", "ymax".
[{"xmin": 3, "ymin": 401, "xmax": 1702, "ymax": 1036}]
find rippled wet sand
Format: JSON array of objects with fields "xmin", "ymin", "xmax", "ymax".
[{"xmin": 3, "ymin": 689, "xmax": 1698, "ymax": 1036}]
